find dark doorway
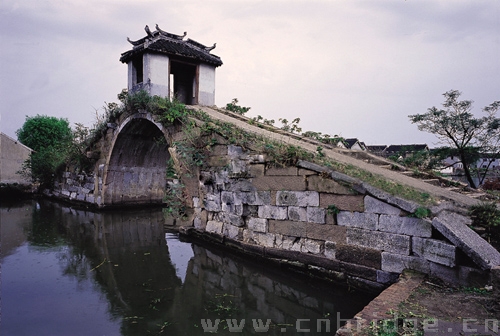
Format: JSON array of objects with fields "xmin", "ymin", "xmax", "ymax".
[{"xmin": 170, "ymin": 61, "xmax": 197, "ymax": 104}]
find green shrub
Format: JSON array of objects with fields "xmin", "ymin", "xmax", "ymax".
[
  {"xmin": 225, "ymin": 98, "xmax": 250, "ymax": 115},
  {"xmin": 411, "ymin": 207, "xmax": 431, "ymax": 219},
  {"xmin": 468, "ymin": 202, "xmax": 500, "ymax": 232}
]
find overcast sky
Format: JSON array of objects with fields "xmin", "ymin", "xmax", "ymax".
[{"xmin": 1, "ymin": 0, "xmax": 499, "ymax": 147}]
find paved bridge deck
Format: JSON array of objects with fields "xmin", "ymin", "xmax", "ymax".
[{"xmin": 190, "ymin": 105, "xmax": 480, "ymax": 209}]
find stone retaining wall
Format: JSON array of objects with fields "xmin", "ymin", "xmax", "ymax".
[
  {"xmin": 46, "ymin": 113, "xmax": 500, "ymax": 289},
  {"xmin": 47, "ymin": 171, "xmax": 100, "ymax": 205},
  {"xmin": 180, "ymin": 143, "xmax": 500, "ymax": 288}
]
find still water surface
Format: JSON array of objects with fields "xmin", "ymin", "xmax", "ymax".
[{"xmin": 1, "ymin": 200, "xmax": 375, "ymax": 335}]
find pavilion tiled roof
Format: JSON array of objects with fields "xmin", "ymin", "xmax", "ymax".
[{"xmin": 120, "ymin": 25, "xmax": 223, "ymax": 67}]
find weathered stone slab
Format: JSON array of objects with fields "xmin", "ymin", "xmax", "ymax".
[
  {"xmin": 342, "ymin": 262, "xmax": 378, "ymax": 282},
  {"xmin": 337, "ymin": 211, "xmax": 378, "ymax": 230},
  {"xmin": 362, "ymin": 183, "xmax": 419, "ymax": 213},
  {"xmin": 204, "ymin": 192, "xmax": 221, "ymax": 211},
  {"xmin": 297, "ymin": 160, "xmax": 365, "ymax": 190},
  {"xmin": 221, "ymin": 213, "xmax": 245, "ymax": 227},
  {"xmin": 206, "ymin": 220, "xmax": 224, "ymax": 235},
  {"xmin": 275, "ymin": 234, "xmax": 303, "ymax": 251},
  {"xmin": 221, "ymin": 200, "xmax": 243, "ymax": 216},
  {"xmin": 335, "ymin": 244, "xmax": 382, "ymax": 269},
  {"xmin": 307, "ymin": 207, "xmax": 326, "ymax": 224},
  {"xmin": 265, "ymin": 166, "xmax": 298, "ymax": 176},
  {"xmin": 378, "ymin": 215, "xmax": 432, "ymax": 237},
  {"xmin": 86, "ymin": 194, "xmax": 95, "ymax": 204},
  {"xmin": 252, "ymin": 176, "xmax": 306, "ymax": 191},
  {"xmin": 307, "ymin": 175, "xmax": 355, "ymax": 194},
  {"xmin": 319, "ymin": 194, "xmax": 364, "ymax": 212},
  {"xmin": 226, "ymin": 202, "xmax": 245, "ymax": 215},
  {"xmin": 298, "ymin": 168, "xmax": 317, "ymax": 176},
  {"xmin": 429, "ymin": 262, "xmax": 459, "ymax": 285},
  {"xmin": 207, "ymin": 155, "xmax": 229, "ymax": 167},
  {"xmin": 365, "ymin": 196, "xmax": 401, "ymax": 215},
  {"xmin": 324, "ymin": 241, "xmax": 336, "ymax": 259},
  {"xmin": 301, "ymin": 238, "xmax": 324, "ymax": 254},
  {"xmin": 412, "ymin": 237, "xmax": 456, "ymax": 267},
  {"xmin": 296, "ymin": 160, "xmax": 330, "ymax": 174},
  {"xmin": 433, "ymin": 211, "xmax": 500, "ymax": 270},
  {"xmin": 223, "ymin": 223, "xmax": 243, "ymax": 240},
  {"xmin": 376, "ymin": 270, "xmax": 399, "ymax": 285},
  {"xmin": 276, "ymin": 190, "xmax": 319, "ymax": 207},
  {"xmin": 347, "ymin": 228, "xmax": 411, "ymax": 255},
  {"xmin": 381, "ymin": 252, "xmax": 430, "ymax": 273},
  {"xmin": 305, "ymin": 223, "xmax": 346, "ymax": 243},
  {"xmin": 248, "ymin": 217, "xmax": 268, "ymax": 233},
  {"xmin": 221, "ymin": 191, "xmax": 235, "ymax": 204},
  {"xmin": 248, "ymin": 163, "xmax": 265, "ymax": 177},
  {"xmin": 227, "ymin": 144, "xmax": 243, "ymax": 158},
  {"xmin": 242, "ymin": 205, "xmax": 258, "ymax": 217},
  {"xmin": 236, "ymin": 191, "xmax": 271, "ymax": 206},
  {"xmin": 258, "ymin": 205, "xmax": 288, "ymax": 220},
  {"xmin": 265, "ymin": 247, "xmax": 301, "ymax": 261},
  {"xmin": 288, "ymin": 206, "xmax": 307, "ymax": 222},
  {"xmin": 230, "ymin": 159, "xmax": 247, "ymax": 174},
  {"xmin": 459, "ymin": 266, "xmax": 488, "ymax": 287},
  {"xmin": 252, "ymin": 232, "xmax": 276, "ymax": 248},
  {"xmin": 208, "ymin": 144, "xmax": 228, "ymax": 156},
  {"xmin": 226, "ymin": 180, "xmax": 255, "ymax": 192},
  {"xmin": 268, "ymin": 220, "xmax": 306, "ymax": 237}
]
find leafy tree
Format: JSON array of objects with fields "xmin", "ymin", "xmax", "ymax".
[
  {"xmin": 16, "ymin": 115, "xmax": 72, "ymax": 151},
  {"xmin": 16, "ymin": 115, "xmax": 73, "ymax": 187},
  {"xmin": 409, "ymin": 90, "xmax": 500, "ymax": 188}
]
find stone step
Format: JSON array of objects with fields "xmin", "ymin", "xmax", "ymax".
[
  {"xmin": 468, "ymin": 193, "xmax": 487, "ymax": 199},
  {"xmin": 422, "ymin": 179, "xmax": 441, "ymax": 186},
  {"xmin": 379, "ymin": 165, "xmax": 393, "ymax": 169},
  {"xmin": 446, "ymin": 187, "xmax": 463, "ymax": 192}
]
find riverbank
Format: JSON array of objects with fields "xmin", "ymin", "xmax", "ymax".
[{"xmin": 337, "ymin": 271, "xmax": 500, "ymax": 335}]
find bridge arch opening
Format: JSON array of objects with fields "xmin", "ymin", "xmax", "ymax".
[{"xmin": 103, "ymin": 117, "xmax": 170, "ymax": 206}]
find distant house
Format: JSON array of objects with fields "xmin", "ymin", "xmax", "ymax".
[
  {"xmin": 383, "ymin": 144, "xmax": 429, "ymax": 158},
  {"xmin": 0, "ymin": 132, "xmax": 32, "ymax": 185},
  {"xmin": 437, "ymin": 152, "xmax": 500, "ymax": 176},
  {"xmin": 366, "ymin": 145, "xmax": 387, "ymax": 156},
  {"xmin": 475, "ymin": 154, "xmax": 500, "ymax": 170},
  {"xmin": 344, "ymin": 138, "xmax": 366, "ymax": 151}
]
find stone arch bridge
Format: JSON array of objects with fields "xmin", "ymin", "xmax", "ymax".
[{"xmin": 49, "ymin": 105, "xmax": 500, "ymax": 290}]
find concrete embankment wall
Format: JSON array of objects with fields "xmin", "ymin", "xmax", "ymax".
[{"xmin": 179, "ymin": 142, "xmax": 500, "ymax": 289}]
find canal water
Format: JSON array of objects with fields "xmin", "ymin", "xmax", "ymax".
[{"xmin": 1, "ymin": 199, "xmax": 376, "ymax": 335}]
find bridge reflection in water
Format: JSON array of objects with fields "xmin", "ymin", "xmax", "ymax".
[{"xmin": 1, "ymin": 200, "xmax": 375, "ymax": 335}]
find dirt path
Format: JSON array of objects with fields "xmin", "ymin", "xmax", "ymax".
[
  {"xmin": 399, "ymin": 280, "xmax": 500, "ymax": 335},
  {"xmin": 193, "ymin": 105, "xmax": 480, "ymax": 208}
]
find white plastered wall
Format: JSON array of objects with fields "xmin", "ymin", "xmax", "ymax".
[
  {"xmin": 198, "ymin": 63, "xmax": 216, "ymax": 106},
  {"xmin": 144, "ymin": 53, "xmax": 170, "ymax": 97}
]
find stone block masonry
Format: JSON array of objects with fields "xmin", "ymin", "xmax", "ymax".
[
  {"xmin": 50, "ymin": 113, "xmax": 500, "ymax": 291},
  {"xmin": 182, "ymin": 143, "xmax": 500, "ymax": 289}
]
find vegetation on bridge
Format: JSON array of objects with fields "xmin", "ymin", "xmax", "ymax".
[{"xmin": 16, "ymin": 90, "xmax": 437, "ymax": 207}]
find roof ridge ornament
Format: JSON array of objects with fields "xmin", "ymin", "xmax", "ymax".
[
  {"xmin": 205, "ymin": 43, "xmax": 216, "ymax": 52},
  {"xmin": 127, "ymin": 37, "xmax": 143, "ymax": 46},
  {"xmin": 155, "ymin": 24, "xmax": 186, "ymax": 40},
  {"xmin": 145, "ymin": 25, "xmax": 155, "ymax": 38}
]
